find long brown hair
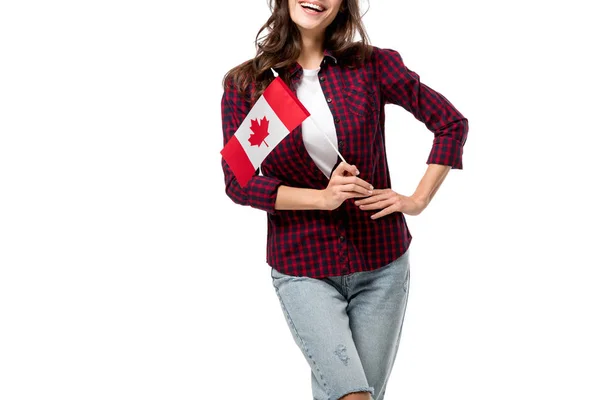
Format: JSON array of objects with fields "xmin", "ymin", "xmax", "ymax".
[{"xmin": 223, "ymin": 0, "xmax": 372, "ymax": 103}]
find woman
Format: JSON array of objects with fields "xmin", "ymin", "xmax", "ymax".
[{"xmin": 220, "ymin": 1, "xmax": 468, "ymax": 399}]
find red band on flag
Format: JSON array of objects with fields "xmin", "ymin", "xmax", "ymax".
[
  {"xmin": 263, "ymin": 77, "xmax": 310, "ymax": 131},
  {"xmin": 220, "ymin": 135, "xmax": 256, "ymax": 188}
]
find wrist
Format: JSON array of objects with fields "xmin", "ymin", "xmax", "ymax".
[
  {"xmin": 410, "ymin": 193, "xmax": 429, "ymax": 210},
  {"xmin": 315, "ymin": 189, "xmax": 328, "ymax": 211}
]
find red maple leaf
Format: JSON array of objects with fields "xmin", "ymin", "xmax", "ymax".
[{"xmin": 248, "ymin": 116, "xmax": 270, "ymax": 147}]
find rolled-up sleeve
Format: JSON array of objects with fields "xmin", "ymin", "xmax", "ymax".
[
  {"xmin": 376, "ymin": 48, "xmax": 468, "ymax": 169},
  {"xmin": 221, "ymin": 83, "xmax": 282, "ymax": 214}
]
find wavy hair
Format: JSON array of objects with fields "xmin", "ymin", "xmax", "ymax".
[{"xmin": 222, "ymin": 0, "xmax": 372, "ymax": 103}]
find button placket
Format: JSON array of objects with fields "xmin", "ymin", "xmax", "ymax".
[
  {"xmin": 337, "ymin": 210, "xmax": 348, "ymax": 272},
  {"xmin": 321, "ymin": 65, "xmax": 345, "ymax": 169}
]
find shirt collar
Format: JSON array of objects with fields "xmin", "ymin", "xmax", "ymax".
[
  {"xmin": 284, "ymin": 48, "xmax": 338, "ymax": 78},
  {"xmin": 323, "ymin": 48, "xmax": 338, "ymax": 65}
]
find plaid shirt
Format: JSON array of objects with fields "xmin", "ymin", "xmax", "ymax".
[{"xmin": 221, "ymin": 45, "xmax": 468, "ymax": 278}]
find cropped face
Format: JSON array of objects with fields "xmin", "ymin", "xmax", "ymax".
[{"xmin": 288, "ymin": 0, "xmax": 344, "ymax": 35}]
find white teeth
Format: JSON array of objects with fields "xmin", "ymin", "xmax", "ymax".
[{"xmin": 300, "ymin": 2, "xmax": 324, "ymax": 11}]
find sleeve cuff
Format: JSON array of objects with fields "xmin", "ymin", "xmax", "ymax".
[
  {"xmin": 426, "ymin": 136, "xmax": 464, "ymax": 169},
  {"xmin": 245, "ymin": 175, "xmax": 283, "ymax": 214}
]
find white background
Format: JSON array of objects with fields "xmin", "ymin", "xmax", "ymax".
[{"xmin": 1, "ymin": 1, "xmax": 599, "ymax": 399}]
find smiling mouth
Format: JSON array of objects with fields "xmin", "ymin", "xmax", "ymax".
[{"xmin": 299, "ymin": 2, "xmax": 325, "ymax": 13}]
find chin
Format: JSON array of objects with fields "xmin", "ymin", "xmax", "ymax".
[
  {"xmin": 290, "ymin": 1, "xmax": 332, "ymax": 32},
  {"xmin": 296, "ymin": 20, "xmax": 323, "ymax": 32}
]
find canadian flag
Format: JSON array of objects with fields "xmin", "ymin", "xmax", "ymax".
[{"xmin": 221, "ymin": 77, "xmax": 310, "ymax": 187}]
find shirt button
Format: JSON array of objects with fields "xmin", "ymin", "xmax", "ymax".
[
  {"xmin": 319, "ymin": 76, "xmax": 325, "ymax": 82},
  {"xmin": 338, "ymin": 140, "xmax": 344, "ymax": 149},
  {"xmin": 334, "ymin": 117, "xmax": 340, "ymax": 123},
  {"xmin": 326, "ymin": 98, "xmax": 332, "ymax": 103},
  {"xmin": 339, "ymin": 235, "xmax": 345, "ymax": 242}
]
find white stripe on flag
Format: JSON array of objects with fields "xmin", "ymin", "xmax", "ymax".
[{"xmin": 234, "ymin": 96, "xmax": 290, "ymax": 169}]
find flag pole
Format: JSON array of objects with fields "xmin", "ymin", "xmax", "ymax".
[
  {"xmin": 310, "ymin": 116, "xmax": 348, "ymax": 165},
  {"xmin": 271, "ymin": 67, "xmax": 348, "ymax": 165}
]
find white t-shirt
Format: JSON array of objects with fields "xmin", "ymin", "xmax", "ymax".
[{"xmin": 296, "ymin": 67, "xmax": 338, "ymax": 178}]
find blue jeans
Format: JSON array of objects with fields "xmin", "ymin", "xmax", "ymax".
[{"xmin": 271, "ymin": 250, "xmax": 411, "ymax": 400}]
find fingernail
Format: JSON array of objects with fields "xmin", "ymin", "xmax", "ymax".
[
  {"xmin": 370, "ymin": 185, "xmax": 374, "ymax": 190},
  {"xmin": 368, "ymin": 190, "xmax": 373, "ymax": 194},
  {"xmin": 356, "ymin": 170, "xmax": 360, "ymax": 175}
]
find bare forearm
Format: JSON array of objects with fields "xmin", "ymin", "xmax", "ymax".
[
  {"xmin": 274, "ymin": 162, "xmax": 373, "ymax": 211},
  {"xmin": 412, "ymin": 164, "xmax": 451, "ymax": 207},
  {"xmin": 274, "ymin": 185, "xmax": 324, "ymax": 210},
  {"xmin": 354, "ymin": 164, "xmax": 452, "ymax": 217}
]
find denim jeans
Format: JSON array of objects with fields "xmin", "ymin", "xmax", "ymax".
[{"xmin": 271, "ymin": 250, "xmax": 411, "ymax": 400}]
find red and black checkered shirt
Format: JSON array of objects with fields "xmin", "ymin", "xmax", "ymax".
[{"xmin": 221, "ymin": 45, "xmax": 468, "ymax": 278}]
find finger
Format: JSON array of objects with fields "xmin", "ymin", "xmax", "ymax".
[
  {"xmin": 332, "ymin": 162, "xmax": 360, "ymax": 177},
  {"xmin": 354, "ymin": 193, "xmax": 389, "ymax": 206},
  {"xmin": 337, "ymin": 176, "xmax": 373, "ymax": 191},
  {"xmin": 370, "ymin": 205, "xmax": 397, "ymax": 220},
  {"xmin": 358, "ymin": 198, "xmax": 395, "ymax": 211},
  {"xmin": 342, "ymin": 191, "xmax": 373, "ymax": 200},
  {"xmin": 358, "ymin": 198, "xmax": 394, "ymax": 211},
  {"xmin": 339, "ymin": 183, "xmax": 372, "ymax": 196}
]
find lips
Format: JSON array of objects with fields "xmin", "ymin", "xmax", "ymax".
[{"xmin": 299, "ymin": 1, "xmax": 326, "ymax": 13}]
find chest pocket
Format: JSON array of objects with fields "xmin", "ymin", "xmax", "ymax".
[{"xmin": 343, "ymin": 80, "xmax": 376, "ymax": 116}]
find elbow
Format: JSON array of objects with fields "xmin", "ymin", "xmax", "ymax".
[
  {"xmin": 224, "ymin": 179, "xmax": 249, "ymax": 207},
  {"xmin": 222, "ymin": 163, "xmax": 250, "ymax": 206},
  {"xmin": 456, "ymin": 118, "xmax": 469, "ymax": 147},
  {"xmin": 428, "ymin": 117, "xmax": 469, "ymax": 169},
  {"xmin": 435, "ymin": 117, "xmax": 468, "ymax": 146},
  {"xmin": 222, "ymin": 159, "xmax": 250, "ymax": 207}
]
